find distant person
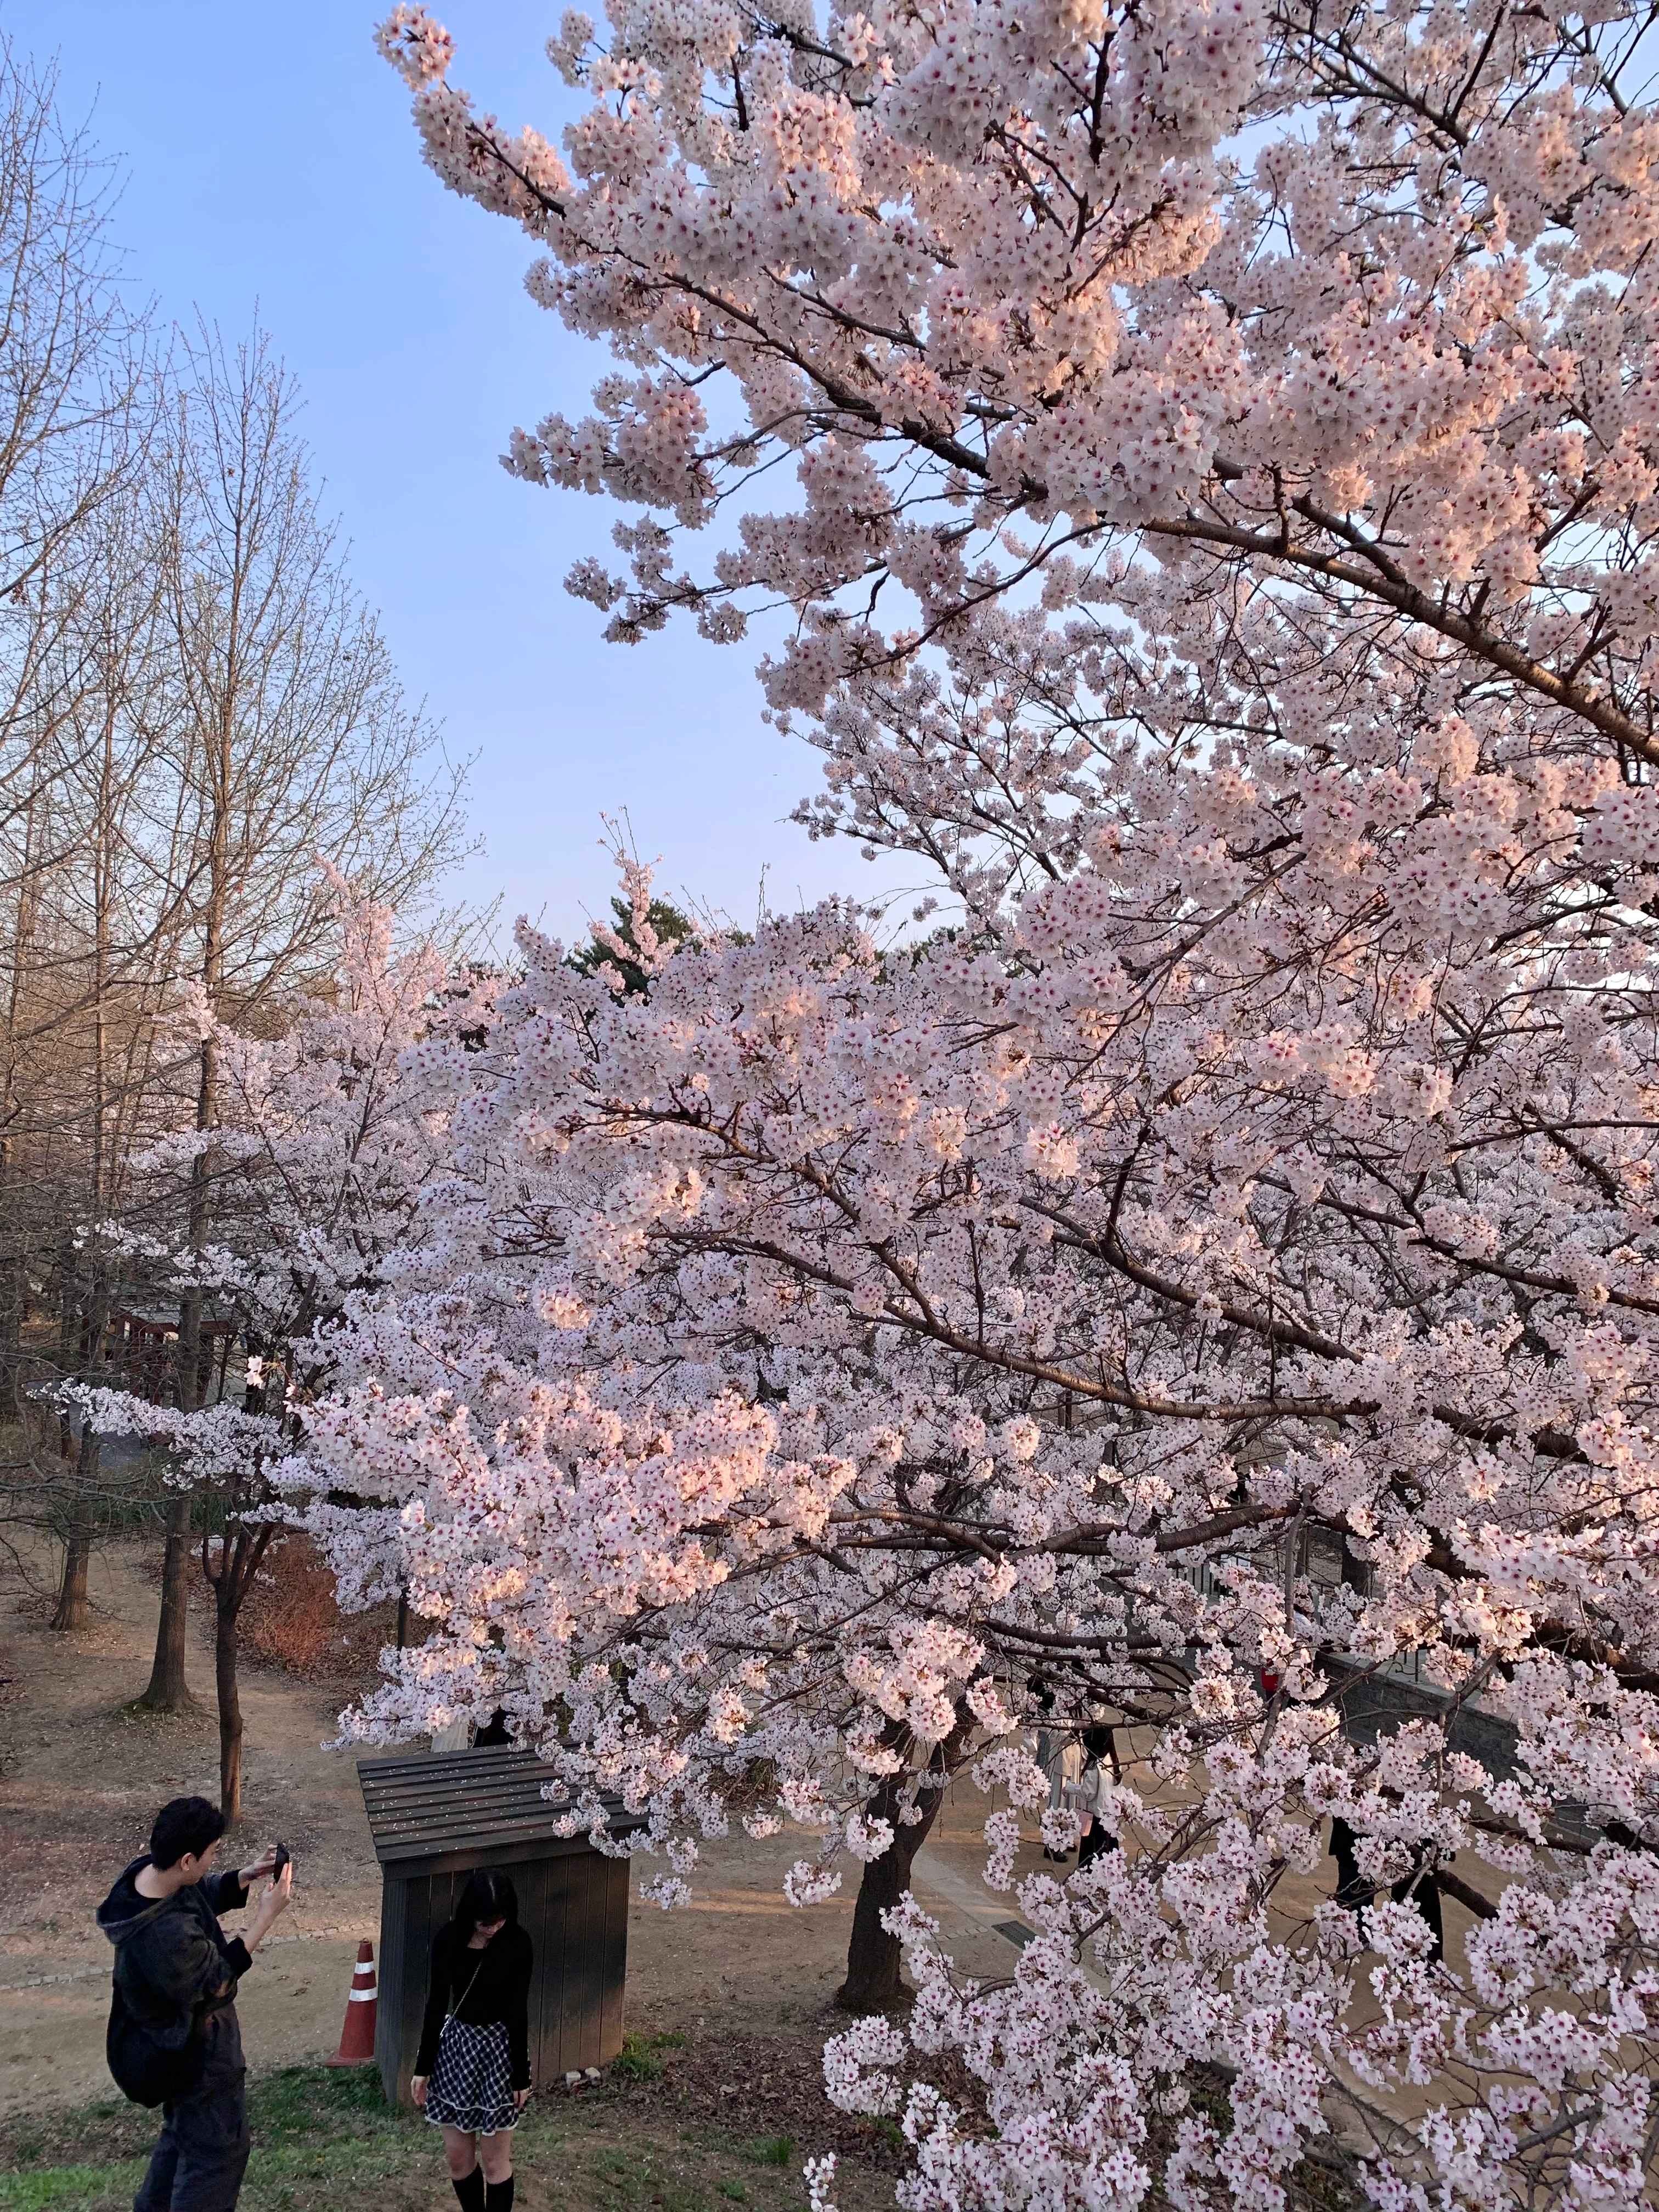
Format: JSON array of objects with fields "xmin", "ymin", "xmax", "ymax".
[
  {"xmin": 98, "ymin": 1795, "xmax": 291, "ymax": 2212},
  {"xmin": 1036, "ymin": 1725, "xmax": 1082, "ymax": 1861},
  {"xmin": 1328, "ymin": 1815, "xmax": 1445, "ymax": 1962},
  {"xmin": 1067, "ymin": 1725, "xmax": 1120, "ymax": 1871},
  {"xmin": 411, "ymin": 1869, "xmax": 533, "ymax": 2212}
]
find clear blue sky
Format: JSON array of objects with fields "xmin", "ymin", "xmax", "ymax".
[{"xmin": 13, "ymin": 1, "xmax": 921, "ymax": 945}]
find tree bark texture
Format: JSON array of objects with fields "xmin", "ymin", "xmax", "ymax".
[
  {"xmin": 0, "ymin": 1254, "xmax": 21, "ymax": 1421},
  {"xmin": 836, "ymin": 1717, "xmax": 970, "ymax": 2012},
  {"xmin": 137, "ymin": 1492, "xmax": 196, "ymax": 1711},
  {"xmin": 838, "ymin": 1817, "xmax": 931, "ymax": 2012},
  {"xmin": 215, "ymin": 1592, "xmax": 242, "ymax": 1824},
  {"xmin": 205, "ymin": 1521, "xmax": 273, "ymax": 1825},
  {"xmin": 50, "ymin": 1427, "xmax": 99, "ymax": 1632},
  {"xmin": 50, "ymin": 1519, "xmax": 91, "ymax": 1630}
]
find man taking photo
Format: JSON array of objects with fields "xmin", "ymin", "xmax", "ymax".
[{"xmin": 98, "ymin": 1796, "xmax": 292, "ymax": 2211}]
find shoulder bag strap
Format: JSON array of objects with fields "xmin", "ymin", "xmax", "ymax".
[{"xmin": 445, "ymin": 1951, "xmax": 488, "ymax": 2023}]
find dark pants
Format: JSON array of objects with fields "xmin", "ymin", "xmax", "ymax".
[
  {"xmin": 1077, "ymin": 1822, "xmax": 1116, "ymax": 1870},
  {"xmin": 134, "ymin": 2073, "xmax": 250, "ymax": 2212},
  {"xmin": 1329, "ymin": 1818, "xmax": 1445, "ymax": 1962}
]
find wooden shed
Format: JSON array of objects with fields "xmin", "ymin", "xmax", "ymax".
[{"xmin": 357, "ymin": 1745, "xmax": 641, "ymax": 2106}]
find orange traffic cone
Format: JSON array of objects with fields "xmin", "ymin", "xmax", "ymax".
[{"xmin": 326, "ymin": 1939, "xmax": 378, "ymax": 2066}]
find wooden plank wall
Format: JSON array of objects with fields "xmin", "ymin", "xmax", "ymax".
[
  {"xmin": 374, "ymin": 1860, "xmax": 407, "ymax": 2102},
  {"xmin": 375, "ymin": 1846, "xmax": 630, "ymax": 2107}
]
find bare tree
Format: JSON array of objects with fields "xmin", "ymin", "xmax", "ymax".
[
  {"xmin": 49, "ymin": 459, "xmax": 199, "ymax": 1695},
  {"xmin": 0, "ymin": 40, "xmax": 144, "ymax": 1426},
  {"xmin": 159, "ymin": 321, "xmax": 461, "ymax": 1387},
  {"xmin": 0, "ymin": 47, "xmax": 466, "ymax": 1737},
  {"xmin": 118, "ymin": 323, "xmax": 465, "ymax": 1757}
]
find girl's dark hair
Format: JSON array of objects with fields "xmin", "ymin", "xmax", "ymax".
[{"xmin": 452, "ymin": 1869, "xmax": 518, "ymax": 1942}]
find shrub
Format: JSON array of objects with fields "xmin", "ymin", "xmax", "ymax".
[{"xmin": 238, "ymin": 1535, "xmax": 403, "ymax": 1681}]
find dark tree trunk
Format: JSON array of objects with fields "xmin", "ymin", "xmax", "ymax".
[
  {"xmin": 836, "ymin": 1718, "xmax": 969, "ymax": 2013},
  {"xmin": 838, "ymin": 1817, "xmax": 932, "ymax": 2012},
  {"xmin": 206, "ymin": 1522, "xmax": 273, "ymax": 1826},
  {"xmin": 137, "ymin": 1494, "xmax": 197, "ymax": 1712},
  {"xmin": 139, "ymin": 1286, "xmax": 212, "ymax": 1711},
  {"xmin": 177, "ymin": 1287, "xmax": 202, "ymax": 1413},
  {"xmin": 216, "ymin": 1588, "xmax": 243, "ymax": 1824},
  {"xmin": 51, "ymin": 1520, "xmax": 92, "ymax": 1630},
  {"xmin": 55, "ymin": 1231, "xmax": 78, "ymax": 1457},
  {"xmin": 50, "ymin": 1428, "xmax": 99, "ymax": 1631},
  {"xmin": 0, "ymin": 1252, "xmax": 22, "ymax": 1420},
  {"xmin": 81, "ymin": 1261, "xmax": 111, "ymax": 1368}
]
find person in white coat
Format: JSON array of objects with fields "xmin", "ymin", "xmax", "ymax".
[
  {"xmin": 1065, "ymin": 1726, "xmax": 1120, "ymax": 1870},
  {"xmin": 1036, "ymin": 1725, "xmax": 1084, "ymax": 1861}
]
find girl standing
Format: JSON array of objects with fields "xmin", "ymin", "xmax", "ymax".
[
  {"xmin": 410, "ymin": 1870, "xmax": 533, "ymax": 2212},
  {"xmin": 1067, "ymin": 1725, "xmax": 1120, "ymax": 1870},
  {"xmin": 1036, "ymin": 1726, "xmax": 1082, "ymax": 1861}
]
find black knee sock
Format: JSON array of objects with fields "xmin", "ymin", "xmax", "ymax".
[
  {"xmin": 452, "ymin": 2170, "xmax": 486, "ymax": 2212},
  {"xmin": 484, "ymin": 2179, "xmax": 514, "ymax": 2212}
]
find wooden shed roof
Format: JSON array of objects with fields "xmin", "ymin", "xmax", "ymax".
[{"xmin": 357, "ymin": 1745, "xmax": 640, "ymax": 1866}]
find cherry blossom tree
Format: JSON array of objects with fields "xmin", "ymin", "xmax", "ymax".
[
  {"xmin": 298, "ymin": 816, "xmax": 1659, "ymax": 2207},
  {"xmin": 331, "ymin": 0, "xmax": 1659, "ymax": 2200},
  {"xmin": 87, "ymin": 886, "xmax": 468, "ymax": 1817},
  {"xmin": 370, "ymin": 0, "xmax": 1659, "ymax": 836}
]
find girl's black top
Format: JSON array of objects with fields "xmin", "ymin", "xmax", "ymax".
[{"xmin": 414, "ymin": 1922, "xmax": 534, "ymax": 2089}]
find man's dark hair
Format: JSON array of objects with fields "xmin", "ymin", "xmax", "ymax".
[{"xmin": 149, "ymin": 1796, "xmax": 226, "ymax": 1870}]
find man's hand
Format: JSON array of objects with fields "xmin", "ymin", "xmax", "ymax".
[
  {"xmin": 238, "ymin": 1846, "xmax": 280, "ymax": 1891},
  {"xmin": 243, "ymin": 1861, "xmax": 292, "ymax": 1954}
]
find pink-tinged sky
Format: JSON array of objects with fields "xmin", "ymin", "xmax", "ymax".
[{"xmin": 14, "ymin": 1, "xmax": 925, "ymax": 946}]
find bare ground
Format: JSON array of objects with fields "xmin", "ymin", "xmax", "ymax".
[
  {"xmin": 0, "ymin": 1533, "xmax": 1436, "ymax": 2212},
  {"xmin": 0, "ymin": 1536, "xmax": 1032, "ymax": 2135}
]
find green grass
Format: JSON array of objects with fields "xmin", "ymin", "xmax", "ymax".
[
  {"xmin": 0, "ymin": 2067, "xmax": 427, "ymax": 2212},
  {"xmin": 0, "ymin": 2054, "xmax": 1355, "ymax": 2212},
  {"xmin": 0, "ymin": 2165, "xmax": 148, "ymax": 2211},
  {"xmin": 0, "ymin": 2062, "xmax": 825, "ymax": 2212},
  {"xmin": 613, "ymin": 2029, "xmax": 690, "ymax": 2083}
]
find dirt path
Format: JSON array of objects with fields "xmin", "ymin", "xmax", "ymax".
[
  {"xmin": 0, "ymin": 1525, "xmax": 1492, "ymax": 2212},
  {"xmin": 0, "ymin": 1538, "xmax": 385, "ymax": 2113},
  {"xmin": 0, "ymin": 1540, "xmax": 1043, "ymax": 2123}
]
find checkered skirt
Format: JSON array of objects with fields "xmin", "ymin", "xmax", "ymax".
[{"xmin": 425, "ymin": 2016, "xmax": 519, "ymax": 2136}]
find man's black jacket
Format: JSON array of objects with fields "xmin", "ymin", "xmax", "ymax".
[{"xmin": 97, "ymin": 1858, "xmax": 252, "ymax": 2100}]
